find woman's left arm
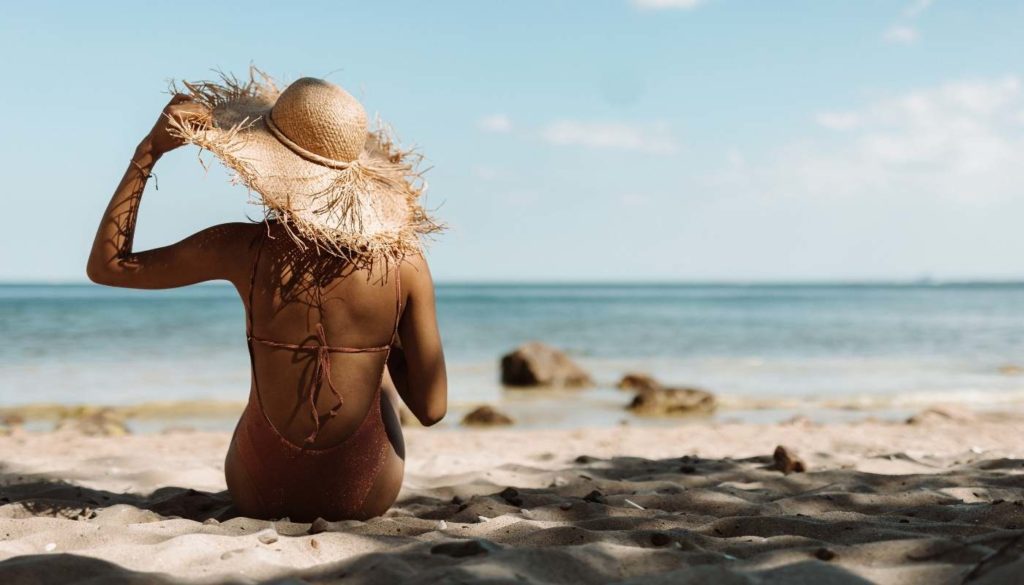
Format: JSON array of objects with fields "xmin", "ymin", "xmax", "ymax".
[{"xmin": 87, "ymin": 94, "xmax": 256, "ymax": 290}]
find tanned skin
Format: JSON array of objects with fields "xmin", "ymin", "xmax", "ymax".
[{"xmin": 87, "ymin": 94, "xmax": 447, "ymax": 518}]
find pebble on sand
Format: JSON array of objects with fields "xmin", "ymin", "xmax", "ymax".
[
  {"xmin": 772, "ymin": 445, "xmax": 807, "ymax": 474},
  {"xmin": 814, "ymin": 547, "xmax": 837, "ymax": 561},
  {"xmin": 308, "ymin": 518, "xmax": 332, "ymax": 535},
  {"xmin": 499, "ymin": 487, "xmax": 524, "ymax": 507},
  {"xmin": 650, "ymin": 532, "xmax": 672, "ymax": 547},
  {"xmin": 256, "ymin": 529, "xmax": 279, "ymax": 545}
]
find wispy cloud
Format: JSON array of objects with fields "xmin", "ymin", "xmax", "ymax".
[
  {"xmin": 540, "ymin": 120, "xmax": 678, "ymax": 154},
  {"xmin": 884, "ymin": 0, "xmax": 933, "ymax": 45},
  {"xmin": 884, "ymin": 25, "xmax": 919, "ymax": 45},
  {"xmin": 631, "ymin": 0, "xmax": 704, "ymax": 10},
  {"xmin": 477, "ymin": 114, "xmax": 513, "ymax": 133},
  {"xmin": 904, "ymin": 0, "xmax": 934, "ymax": 18},
  {"xmin": 754, "ymin": 76, "xmax": 1024, "ymax": 200}
]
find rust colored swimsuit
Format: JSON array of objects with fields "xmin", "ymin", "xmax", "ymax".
[{"xmin": 229, "ymin": 234, "xmax": 400, "ymax": 521}]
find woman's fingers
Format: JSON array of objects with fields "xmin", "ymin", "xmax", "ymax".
[{"xmin": 166, "ymin": 102, "xmax": 210, "ymax": 127}]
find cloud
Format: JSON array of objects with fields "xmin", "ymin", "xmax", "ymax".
[
  {"xmin": 477, "ymin": 114, "xmax": 513, "ymax": 133},
  {"xmin": 631, "ymin": 0, "xmax": 704, "ymax": 10},
  {"xmin": 540, "ymin": 120, "xmax": 678, "ymax": 154},
  {"xmin": 739, "ymin": 77, "xmax": 1024, "ymax": 200},
  {"xmin": 884, "ymin": 0, "xmax": 932, "ymax": 45},
  {"xmin": 904, "ymin": 0, "xmax": 934, "ymax": 18},
  {"xmin": 884, "ymin": 25, "xmax": 919, "ymax": 44}
]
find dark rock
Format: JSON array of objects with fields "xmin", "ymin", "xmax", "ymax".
[
  {"xmin": 583, "ymin": 490, "xmax": 606, "ymax": 504},
  {"xmin": 0, "ymin": 414, "xmax": 25, "ymax": 427},
  {"xmin": 430, "ymin": 539, "xmax": 500, "ymax": 558},
  {"xmin": 499, "ymin": 487, "xmax": 524, "ymax": 507},
  {"xmin": 650, "ymin": 532, "xmax": 672, "ymax": 547},
  {"xmin": 308, "ymin": 517, "xmax": 332, "ymax": 534},
  {"xmin": 574, "ymin": 455, "xmax": 594, "ymax": 464},
  {"xmin": 679, "ymin": 464, "xmax": 697, "ymax": 474},
  {"xmin": 628, "ymin": 387, "xmax": 717, "ymax": 416},
  {"xmin": 814, "ymin": 547, "xmax": 836, "ymax": 561},
  {"xmin": 461, "ymin": 405, "xmax": 514, "ymax": 427},
  {"xmin": 616, "ymin": 373, "xmax": 661, "ymax": 392},
  {"xmin": 772, "ymin": 445, "xmax": 807, "ymax": 474},
  {"xmin": 500, "ymin": 342, "xmax": 593, "ymax": 388}
]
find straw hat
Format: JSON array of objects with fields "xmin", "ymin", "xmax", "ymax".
[{"xmin": 170, "ymin": 68, "xmax": 441, "ymax": 265}]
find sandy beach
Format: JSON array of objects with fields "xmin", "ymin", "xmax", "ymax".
[{"xmin": 2, "ymin": 411, "xmax": 1023, "ymax": 584}]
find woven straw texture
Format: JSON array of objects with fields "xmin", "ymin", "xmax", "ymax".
[{"xmin": 169, "ymin": 69, "xmax": 441, "ymax": 267}]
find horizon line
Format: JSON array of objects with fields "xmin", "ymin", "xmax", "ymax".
[{"xmin": 4, "ymin": 278, "xmax": 1024, "ymax": 287}]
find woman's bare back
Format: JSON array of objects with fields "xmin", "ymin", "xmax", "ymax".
[{"xmin": 246, "ymin": 223, "xmax": 403, "ymax": 447}]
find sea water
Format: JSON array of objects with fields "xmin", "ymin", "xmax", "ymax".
[{"xmin": 1, "ymin": 283, "xmax": 1023, "ymax": 428}]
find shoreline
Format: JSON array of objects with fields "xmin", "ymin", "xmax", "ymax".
[{"xmin": 3, "ymin": 391, "xmax": 1024, "ymax": 434}]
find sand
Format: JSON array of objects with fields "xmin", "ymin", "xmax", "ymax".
[{"xmin": 1, "ymin": 412, "xmax": 1023, "ymax": 584}]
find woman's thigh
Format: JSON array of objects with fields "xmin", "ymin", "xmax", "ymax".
[{"xmin": 224, "ymin": 424, "xmax": 266, "ymax": 518}]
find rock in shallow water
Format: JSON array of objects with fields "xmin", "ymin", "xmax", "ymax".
[
  {"xmin": 628, "ymin": 387, "xmax": 717, "ymax": 416},
  {"xmin": 461, "ymin": 405, "xmax": 514, "ymax": 426},
  {"xmin": 54, "ymin": 407, "xmax": 130, "ymax": 437},
  {"xmin": 500, "ymin": 342, "xmax": 593, "ymax": 388}
]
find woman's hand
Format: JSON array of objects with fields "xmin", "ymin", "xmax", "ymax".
[{"xmin": 144, "ymin": 94, "xmax": 208, "ymax": 157}]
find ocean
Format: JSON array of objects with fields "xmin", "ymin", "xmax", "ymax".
[{"xmin": 2, "ymin": 283, "xmax": 1023, "ymax": 428}]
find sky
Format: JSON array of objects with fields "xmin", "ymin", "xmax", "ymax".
[{"xmin": 1, "ymin": 0, "xmax": 1023, "ymax": 283}]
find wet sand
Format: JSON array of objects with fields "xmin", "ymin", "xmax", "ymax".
[{"xmin": 1, "ymin": 412, "xmax": 1023, "ymax": 584}]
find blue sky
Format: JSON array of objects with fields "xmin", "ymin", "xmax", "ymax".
[{"xmin": 2, "ymin": 0, "xmax": 1023, "ymax": 282}]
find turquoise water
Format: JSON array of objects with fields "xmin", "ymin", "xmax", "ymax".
[{"xmin": 2, "ymin": 283, "xmax": 1023, "ymax": 426}]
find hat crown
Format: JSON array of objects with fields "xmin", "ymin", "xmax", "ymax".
[{"xmin": 269, "ymin": 77, "xmax": 367, "ymax": 164}]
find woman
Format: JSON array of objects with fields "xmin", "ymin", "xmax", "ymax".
[{"xmin": 87, "ymin": 71, "xmax": 447, "ymax": 521}]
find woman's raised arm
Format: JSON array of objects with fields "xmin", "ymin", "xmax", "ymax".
[{"xmin": 87, "ymin": 95, "xmax": 257, "ymax": 290}]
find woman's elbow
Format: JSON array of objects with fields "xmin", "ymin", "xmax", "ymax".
[
  {"xmin": 86, "ymin": 261, "xmax": 109, "ymax": 285},
  {"xmin": 417, "ymin": 394, "xmax": 447, "ymax": 427},
  {"xmin": 417, "ymin": 405, "xmax": 446, "ymax": 427},
  {"xmin": 86, "ymin": 260, "xmax": 118, "ymax": 286}
]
